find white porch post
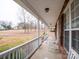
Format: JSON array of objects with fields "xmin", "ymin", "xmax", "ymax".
[
  {"xmin": 37, "ymin": 19, "xmax": 40, "ymax": 37},
  {"xmin": 43, "ymin": 24, "xmax": 45, "ymax": 33}
]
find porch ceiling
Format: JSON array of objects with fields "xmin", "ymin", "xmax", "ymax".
[{"xmin": 14, "ymin": 0, "xmax": 65, "ymax": 27}]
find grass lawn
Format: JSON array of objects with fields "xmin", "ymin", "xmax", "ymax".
[{"xmin": 0, "ymin": 30, "xmax": 37, "ymax": 52}]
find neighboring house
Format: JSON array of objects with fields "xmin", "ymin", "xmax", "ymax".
[{"xmin": 13, "ymin": 26, "xmax": 18, "ymax": 30}]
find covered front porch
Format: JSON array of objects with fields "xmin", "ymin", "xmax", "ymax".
[
  {"xmin": 0, "ymin": 0, "xmax": 70, "ymax": 59},
  {"xmin": 0, "ymin": 32, "xmax": 67, "ymax": 59},
  {"xmin": 31, "ymin": 32, "xmax": 66, "ymax": 59}
]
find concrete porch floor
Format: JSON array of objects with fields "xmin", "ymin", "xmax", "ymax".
[{"xmin": 31, "ymin": 32, "xmax": 66, "ymax": 59}]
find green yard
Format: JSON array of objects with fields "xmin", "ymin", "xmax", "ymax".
[{"xmin": 0, "ymin": 30, "xmax": 37, "ymax": 52}]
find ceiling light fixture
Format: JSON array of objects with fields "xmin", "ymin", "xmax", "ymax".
[{"xmin": 45, "ymin": 8, "xmax": 49, "ymax": 13}]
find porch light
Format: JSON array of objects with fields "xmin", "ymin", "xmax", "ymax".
[{"xmin": 45, "ymin": 8, "xmax": 49, "ymax": 13}]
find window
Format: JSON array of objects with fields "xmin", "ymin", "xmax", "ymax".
[
  {"xmin": 71, "ymin": 0, "xmax": 79, "ymax": 28},
  {"xmin": 71, "ymin": 0, "xmax": 79, "ymax": 54},
  {"xmin": 64, "ymin": 9, "xmax": 69, "ymax": 51},
  {"xmin": 64, "ymin": 31, "xmax": 69, "ymax": 51},
  {"xmin": 64, "ymin": 9, "xmax": 69, "ymax": 29},
  {"xmin": 72, "ymin": 31, "xmax": 79, "ymax": 54}
]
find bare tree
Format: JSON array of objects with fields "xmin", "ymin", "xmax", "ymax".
[
  {"xmin": 17, "ymin": 8, "xmax": 27, "ymax": 33},
  {"xmin": 17, "ymin": 7, "xmax": 37, "ymax": 33}
]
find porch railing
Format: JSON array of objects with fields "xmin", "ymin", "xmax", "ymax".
[{"xmin": 0, "ymin": 35, "xmax": 48, "ymax": 59}]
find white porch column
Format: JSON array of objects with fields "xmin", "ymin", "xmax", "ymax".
[{"xmin": 37, "ymin": 19, "xmax": 40, "ymax": 37}]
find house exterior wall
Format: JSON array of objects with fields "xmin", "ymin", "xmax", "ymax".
[{"xmin": 56, "ymin": 0, "xmax": 79, "ymax": 59}]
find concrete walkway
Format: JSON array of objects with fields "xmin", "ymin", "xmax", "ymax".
[{"xmin": 31, "ymin": 33, "xmax": 63, "ymax": 59}]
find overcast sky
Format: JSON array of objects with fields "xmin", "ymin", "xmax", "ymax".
[
  {"xmin": 0, "ymin": 0, "xmax": 21, "ymax": 26},
  {"xmin": 0, "ymin": 0, "xmax": 39, "ymax": 27}
]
